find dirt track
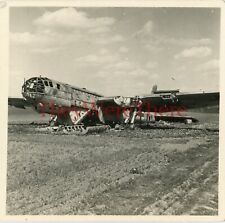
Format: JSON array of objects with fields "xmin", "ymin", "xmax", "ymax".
[{"xmin": 7, "ymin": 121, "xmax": 218, "ymax": 215}]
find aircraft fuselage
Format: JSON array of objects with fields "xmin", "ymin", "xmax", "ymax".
[
  {"xmin": 22, "ymin": 77, "xmax": 102, "ymax": 116},
  {"xmin": 21, "ymin": 76, "xmax": 219, "ymax": 126}
]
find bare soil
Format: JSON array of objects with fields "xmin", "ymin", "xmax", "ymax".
[{"xmin": 7, "ymin": 117, "xmax": 219, "ymax": 215}]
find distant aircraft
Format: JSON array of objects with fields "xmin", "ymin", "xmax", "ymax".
[{"xmin": 8, "ymin": 77, "xmax": 219, "ymax": 129}]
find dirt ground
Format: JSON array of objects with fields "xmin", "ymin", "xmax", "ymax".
[{"xmin": 7, "ymin": 112, "xmax": 219, "ymax": 215}]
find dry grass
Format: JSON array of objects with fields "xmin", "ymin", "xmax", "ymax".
[{"xmin": 7, "ymin": 117, "xmax": 219, "ymax": 215}]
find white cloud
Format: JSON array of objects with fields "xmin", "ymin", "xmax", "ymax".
[
  {"xmin": 99, "ymin": 48, "xmax": 109, "ymax": 55},
  {"xmin": 196, "ymin": 38, "xmax": 212, "ymax": 45},
  {"xmin": 10, "ymin": 8, "xmax": 124, "ymax": 54},
  {"xmin": 163, "ymin": 37, "xmax": 212, "ymax": 47},
  {"xmin": 11, "ymin": 32, "xmax": 49, "ymax": 46},
  {"xmin": 174, "ymin": 46, "xmax": 212, "ymax": 59},
  {"xmin": 135, "ymin": 20, "xmax": 154, "ymax": 37},
  {"xmin": 145, "ymin": 43, "xmax": 162, "ymax": 53},
  {"xmin": 96, "ymin": 66, "xmax": 159, "ymax": 96},
  {"xmin": 135, "ymin": 19, "xmax": 212, "ymax": 52},
  {"xmin": 105, "ymin": 61, "xmax": 135, "ymax": 71},
  {"xmin": 142, "ymin": 21, "xmax": 154, "ymax": 34},
  {"xmin": 88, "ymin": 26, "xmax": 111, "ymax": 34},
  {"xmin": 31, "ymin": 47, "xmax": 63, "ymax": 54},
  {"xmin": 195, "ymin": 59, "xmax": 219, "ymax": 72},
  {"xmin": 142, "ymin": 32, "xmax": 212, "ymax": 55},
  {"xmin": 150, "ymin": 73, "xmax": 159, "ymax": 79},
  {"xmin": 76, "ymin": 53, "xmax": 119, "ymax": 65},
  {"xmin": 111, "ymin": 35, "xmax": 124, "ymax": 42},
  {"xmin": 76, "ymin": 54, "xmax": 99, "ymax": 63},
  {"xmin": 34, "ymin": 8, "xmax": 115, "ymax": 31},
  {"xmin": 115, "ymin": 61, "xmax": 134, "ymax": 70},
  {"xmin": 128, "ymin": 68, "xmax": 149, "ymax": 77},
  {"xmin": 10, "ymin": 30, "xmax": 81, "ymax": 52},
  {"xmin": 76, "ymin": 49, "xmax": 134, "ymax": 72},
  {"xmin": 146, "ymin": 61, "xmax": 158, "ymax": 69},
  {"xmin": 119, "ymin": 46, "xmax": 129, "ymax": 53},
  {"xmin": 93, "ymin": 34, "xmax": 124, "ymax": 45}
]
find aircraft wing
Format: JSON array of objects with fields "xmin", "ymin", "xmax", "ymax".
[
  {"xmin": 96, "ymin": 92, "xmax": 219, "ymax": 124},
  {"xmin": 8, "ymin": 97, "xmax": 31, "ymax": 109},
  {"xmin": 97, "ymin": 92, "xmax": 219, "ymax": 111},
  {"xmin": 140, "ymin": 91, "xmax": 219, "ymax": 111}
]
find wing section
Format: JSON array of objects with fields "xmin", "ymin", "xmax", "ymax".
[
  {"xmin": 96, "ymin": 92, "xmax": 219, "ymax": 124},
  {"xmin": 96, "ymin": 92, "xmax": 220, "ymax": 112},
  {"xmin": 96, "ymin": 96, "xmax": 136, "ymax": 108},
  {"xmin": 8, "ymin": 97, "xmax": 31, "ymax": 109},
  {"xmin": 140, "ymin": 91, "xmax": 219, "ymax": 111},
  {"xmin": 175, "ymin": 92, "xmax": 219, "ymax": 109},
  {"xmin": 96, "ymin": 96, "xmax": 140, "ymax": 124}
]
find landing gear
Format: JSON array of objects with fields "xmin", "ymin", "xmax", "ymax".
[
  {"xmin": 47, "ymin": 110, "xmax": 109, "ymax": 135},
  {"xmin": 184, "ymin": 118, "xmax": 193, "ymax": 124},
  {"xmin": 49, "ymin": 113, "xmax": 73, "ymax": 126},
  {"xmin": 49, "ymin": 115, "xmax": 58, "ymax": 127},
  {"xmin": 130, "ymin": 108, "xmax": 137, "ymax": 129},
  {"xmin": 122, "ymin": 108, "xmax": 138, "ymax": 129}
]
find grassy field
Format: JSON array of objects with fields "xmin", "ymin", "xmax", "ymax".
[
  {"xmin": 7, "ymin": 110, "xmax": 219, "ymax": 215},
  {"xmin": 8, "ymin": 106, "xmax": 50, "ymax": 124}
]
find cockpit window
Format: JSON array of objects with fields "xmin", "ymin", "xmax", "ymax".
[
  {"xmin": 57, "ymin": 84, "xmax": 60, "ymax": 90},
  {"xmin": 49, "ymin": 82, "xmax": 53, "ymax": 87},
  {"xmin": 22, "ymin": 77, "xmax": 45, "ymax": 94},
  {"xmin": 30, "ymin": 83, "xmax": 34, "ymax": 88},
  {"xmin": 44, "ymin": 81, "xmax": 49, "ymax": 86}
]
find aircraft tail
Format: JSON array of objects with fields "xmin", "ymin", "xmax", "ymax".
[{"xmin": 151, "ymin": 84, "xmax": 157, "ymax": 94}]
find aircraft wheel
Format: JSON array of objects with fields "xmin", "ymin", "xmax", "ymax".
[{"xmin": 184, "ymin": 118, "xmax": 193, "ymax": 124}]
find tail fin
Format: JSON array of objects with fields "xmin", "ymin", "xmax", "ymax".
[{"xmin": 152, "ymin": 84, "xmax": 157, "ymax": 94}]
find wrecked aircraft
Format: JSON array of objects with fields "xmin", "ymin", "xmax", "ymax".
[{"xmin": 8, "ymin": 76, "xmax": 219, "ymax": 133}]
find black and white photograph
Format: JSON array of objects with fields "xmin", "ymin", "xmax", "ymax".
[{"xmin": 1, "ymin": 1, "xmax": 224, "ymax": 217}]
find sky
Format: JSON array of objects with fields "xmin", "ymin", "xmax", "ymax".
[{"xmin": 9, "ymin": 7, "xmax": 220, "ymax": 97}]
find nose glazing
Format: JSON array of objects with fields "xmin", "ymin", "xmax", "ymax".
[{"xmin": 22, "ymin": 77, "xmax": 45, "ymax": 99}]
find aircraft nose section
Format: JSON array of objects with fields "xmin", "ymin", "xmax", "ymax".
[{"xmin": 22, "ymin": 77, "xmax": 45, "ymax": 100}]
